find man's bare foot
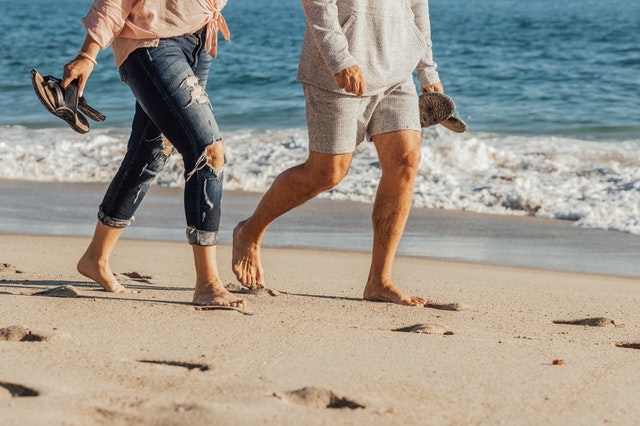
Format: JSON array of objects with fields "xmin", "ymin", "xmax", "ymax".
[
  {"xmin": 76, "ymin": 254, "xmax": 132, "ymax": 293},
  {"xmin": 363, "ymin": 281, "xmax": 426, "ymax": 306},
  {"xmin": 232, "ymin": 221, "xmax": 265, "ymax": 288},
  {"xmin": 193, "ymin": 281, "xmax": 246, "ymax": 308}
]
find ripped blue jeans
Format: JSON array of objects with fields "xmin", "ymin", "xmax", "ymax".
[{"xmin": 98, "ymin": 28, "xmax": 223, "ymax": 246}]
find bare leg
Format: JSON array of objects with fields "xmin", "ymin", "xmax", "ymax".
[
  {"xmin": 192, "ymin": 245, "xmax": 246, "ymax": 307},
  {"xmin": 363, "ymin": 130, "xmax": 426, "ymax": 306},
  {"xmin": 77, "ymin": 221, "xmax": 130, "ymax": 293},
  {"xmin": 233, "ymin": 151, "xmax": 353, "ymax": 287}
]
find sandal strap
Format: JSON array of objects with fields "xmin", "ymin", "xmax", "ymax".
[
  {"xmin": 63, "ymin": 81, "xmax": 79, "ymax": 113},
  {"xmin": 44, "ymin": 76, "xmax": 65, "ymax": 109},
  {"xmin": 78, "ymin": 97, "xmax": 106, "ymax": 122}
]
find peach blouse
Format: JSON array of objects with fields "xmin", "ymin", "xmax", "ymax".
[{"xmin": 82, "ymin": 0, "xmax": 230, "ymax": 67}]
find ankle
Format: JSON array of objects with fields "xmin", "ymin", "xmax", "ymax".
[{"xmin": 195, "ymin": 278, "xmax": 225, "ymax": 292}]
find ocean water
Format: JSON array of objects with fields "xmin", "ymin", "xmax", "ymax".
[{"xmin": 1, "ymin": 0, "xmax": 639, "ymax": 234}]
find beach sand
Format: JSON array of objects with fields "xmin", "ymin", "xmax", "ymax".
[{"xmin": 2, "ymin": 232, "xmax": 640, "ymax": 425}]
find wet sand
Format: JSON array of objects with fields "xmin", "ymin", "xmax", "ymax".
[{"xmin": 1, "ymin": 180, "xmax": 640, "ymax": 278}]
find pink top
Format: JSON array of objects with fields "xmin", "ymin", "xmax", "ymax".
[{"xmin": 82, "ymin": 0, "xmax": 230, "ymax": 67}]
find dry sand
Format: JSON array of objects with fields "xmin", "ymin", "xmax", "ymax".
[{"xmin": 1, "ymin": 233, "xmax": 640, "ymax": 425}]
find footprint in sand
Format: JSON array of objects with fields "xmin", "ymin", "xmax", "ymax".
[
  {"xmin": 425, "ymin": 302, "xmax": 469, "ymax": 311},
  {"xmin": 33, "ymin": 285, "xmax": 81, "ymax": 298},
  {"xmin": 0, "ymin": 325, "xmax": 46, "ymax": 342},
  {"xmin": 0, "ymin": 382, "xmax": 39, "ymax": 398},
  {"xmin": 194, "ymin": 305, "xmax": 254, "ymax": 315},
  {"xmin": 225, "ymin": 282, "xmax": 280, "ymax": 297},
  {"xmin": 552, "ymin": 317, "xmax": 620, "ymax": 327},
  {"xmin": 137, "ymin": 360, "xmax": 210, "ymax": 372},
  {"xmin": 120, "ymin": 272, "xmax": 154, "ymax": 284},
  {"xmin": 616, "ymin": 342, "xmax": 640, "ymax": 350},
  {"xmin": 393, "ymin": 323, "xmax": 454, "ymax": 335},
  {"xmin": 0, "ymin": 263, "xmax": 23, "ymax": 274},
  {"xmin": 276, "ymin": 386, "xmax": 364, "ymax": 410}
]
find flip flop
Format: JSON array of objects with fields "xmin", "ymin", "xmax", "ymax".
[
  {"xmin": 78, "ymin": 96, "xmax": 106, "ymax": 122},
  {"xmin": 439, "ymin": 116, "xmax": 468, "ymax": 133},
  {"xmin": 419, "ymin": 92, "xmax": 455, "ymax": 128},
  {"xmin": 418, "ymin": 92, "xmax": 468, "ymax": 133},
  {"xmin": 31, "ymin": 69, "xmax": 105, "ymax": 133}
]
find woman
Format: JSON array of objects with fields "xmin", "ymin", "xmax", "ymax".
[{"xmin": 62, "ymin": 0, "xmax": 245, "ymax": 308}]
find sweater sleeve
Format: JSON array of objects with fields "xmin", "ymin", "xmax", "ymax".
[
  {"xmin": 300, "ymin": 0, "xmax": 358, "ymax": 75},
  {"xmin": 81, "ymin": 0, "xmax": 137, "ymax": 48},
  {"xmin": 412, "ymin": 0, "xmax": 440, "ymax": 87}
]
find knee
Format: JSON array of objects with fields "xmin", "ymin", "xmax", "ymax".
[
  {"xmin": 392, "ymin": 149, "xmax": 421, "ymax": 180},
  {"xmin": 403, "ymin": 148, "xmax": 422, "ymax": 171},
  {"xmin": 305, "ymin": 160, "xmax": 349, "ymax": 190},
  {"xmin": 143, "ymin": 137, "xmax": 172, "ymax": 177},
  {"xmin": 205, "ymin": 140, "xmax": 225, "ymax": 171},
  {"xmin": 185, "ymin": 139, "xmax": 225, "ymax": 182},
  {"xmin": 161, "ymin": 138, "xmax": 174, "ymax": 157},
  {"xmin": 317, "ymin": 167, "xmax": 347, "ymax": 189}
]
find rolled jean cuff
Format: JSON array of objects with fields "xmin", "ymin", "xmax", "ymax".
[
  {"xmin": 98, "ymin": 210, "xmax": 134, "ymax": 228},
  {"xmin": 186, "ymin": 226, "xmax": 218, "ymax": 246}
]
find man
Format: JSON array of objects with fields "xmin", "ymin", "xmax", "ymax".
[{"xmin": 232, "ymin": 0, "xmax": 443, "ymax": 306}]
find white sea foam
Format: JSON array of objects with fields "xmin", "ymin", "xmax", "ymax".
[{"xmin": 1, "ymin": 125, "xmax": 639, "ymax": 235}]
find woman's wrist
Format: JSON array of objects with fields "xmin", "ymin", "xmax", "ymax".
[{"xmin": 76, "ymin": 51, "xmax": 98, "ymax": 66}]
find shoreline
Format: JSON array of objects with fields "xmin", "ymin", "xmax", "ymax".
[{"xmin": 1, "ymin": 180, "xmax": 640, "ymax": 279}]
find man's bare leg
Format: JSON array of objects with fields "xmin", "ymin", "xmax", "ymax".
[
  {"xmin": 77, "ymin": 221, "xmax": 130, "ymax": 293},
  {"xmin": 363, "ymin": 130, "xmax": 426, "ymax": 306},
  {"xmin": 233, "ymin": 151, "xmax": 353, "ymax": 287},
  {"xmin": 192, "ymin": 245, "xmax": 245, "ymax": 307}
]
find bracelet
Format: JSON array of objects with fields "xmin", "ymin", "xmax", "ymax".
[{"xmin": 76, "ymin": 51, "xmax": 97, "ymax": 66}]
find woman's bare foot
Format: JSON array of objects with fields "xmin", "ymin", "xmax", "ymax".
[
  {"xmin": 363, "ymin": 280, "xmax": 426, "ymax": 306},
  {"xmin": 232, "ymin": 221, "xmax": 265, "ymax": 288},
  {"xmin": 193, "ymin": 280, "xmax": 246, "ymax": 308},
  {"xmin": 77, "ymin": 253, "xmax": 132, "ymax": 293}
]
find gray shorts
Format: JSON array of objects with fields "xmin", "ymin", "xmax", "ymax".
[{"xmin": 303, "ymin": 80, "xmax": 421, "ymax": 154}]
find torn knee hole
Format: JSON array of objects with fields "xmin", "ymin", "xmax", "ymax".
[
  {"xmin": 185, "ymin": 141, "xmax": 225, "ymax": 182},
  {"xmin": 206, "ymin": 141, "xmax": 225, "ymax": 169},
  {"xmin": 161, "ymin": 137, "xmax": 174, "ymax": 157}
]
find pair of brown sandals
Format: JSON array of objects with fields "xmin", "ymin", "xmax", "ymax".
[
  {"xmin": 419, "ymin": 92, "xmax": 467, "ymax": 133},
  {"xmin": 31, "ymin": 69, "xmax": 106, "ymax": 134},
  {"xmin": 32, "ymin": 68, "xmax": 464, "ymax": 134}
]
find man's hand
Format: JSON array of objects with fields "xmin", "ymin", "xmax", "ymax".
[
  {"xmin": 334, "ymin": 65, "xmax": 366, "ymax": 97},
  {"xmin": 421, "ymin": 82, "xmax": 444, "ymax": 94}
]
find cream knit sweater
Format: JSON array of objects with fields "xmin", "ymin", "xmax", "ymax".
[{"xmin": 297, "ymin": 0, "xmax": 440, "ymax": 96}]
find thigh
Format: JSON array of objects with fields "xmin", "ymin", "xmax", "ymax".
[
  {"xmin": 304, "ymin": 84, "xmax": 364, "ymax": 154},
  {"xmin": 372, "ymin": 129, "xmax": 421, "ymax": 170},
  {"xmin": 367, "ymin": 80, "xmax": 421, "ymax": 139},
  {"xmin": 119, "ymin": 39, "xmax": 220, "ymax": 166}
]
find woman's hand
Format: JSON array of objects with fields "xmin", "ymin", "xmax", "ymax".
[
  {"xmin": 62, "ymin": 57, "xmax": 95, "ymax": 95},
  {"xmin": 61, "ymin": 36, "xmax": 100, "ymax": 96}
]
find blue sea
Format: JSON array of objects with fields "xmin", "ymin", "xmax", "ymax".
[{"xmin": 1, "ymin": 0, "xmax": 639, "ymax": 240}]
